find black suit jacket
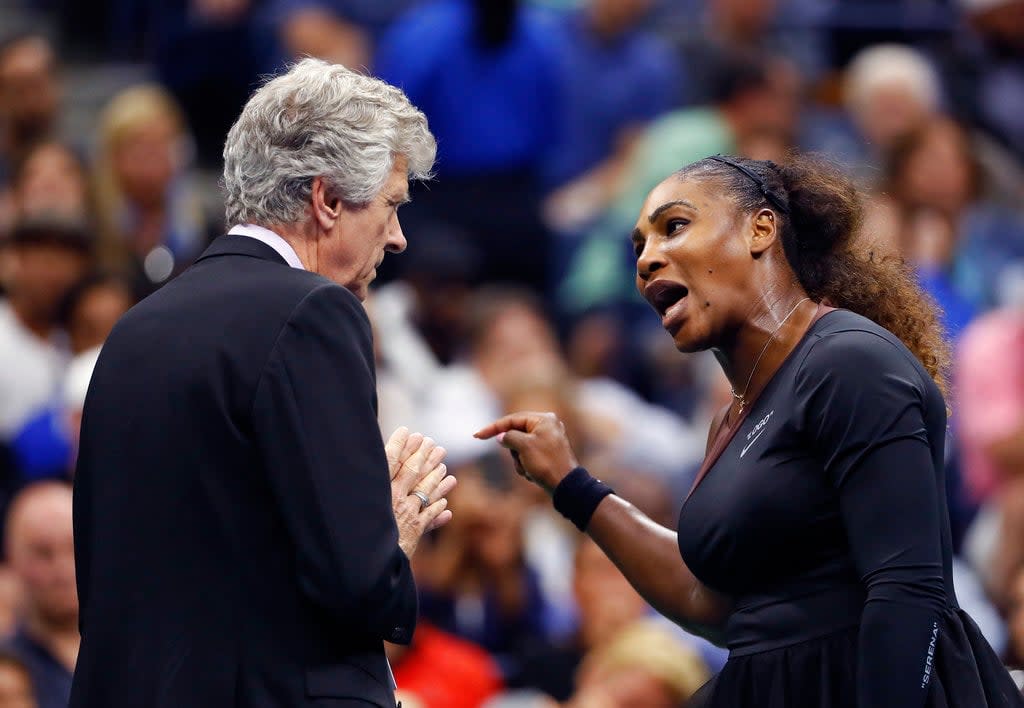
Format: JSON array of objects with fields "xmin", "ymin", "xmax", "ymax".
[{"xmin": 71, "ymin": 235, "xmax": 415, "ymax": 708}]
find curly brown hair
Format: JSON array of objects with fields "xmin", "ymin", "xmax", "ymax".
[{"xmin": 678, "ymin": 153, "xmax": 951, "ymax": 397}]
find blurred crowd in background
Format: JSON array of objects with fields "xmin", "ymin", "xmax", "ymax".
[{"xmin": 1, "ymin": 0, "xmax": 1024, "ymax": 706}]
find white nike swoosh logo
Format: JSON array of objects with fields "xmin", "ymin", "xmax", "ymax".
[{"xmin": 740, "ymin": 429, "xmax": 766, "ymax": 458}]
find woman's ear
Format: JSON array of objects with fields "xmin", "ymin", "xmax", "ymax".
[
  {"xmin": 749, "ymin": 208, "xmax": 780, "ymax": 257},
  {"xmin": 311, "ymin": 176, "xmax": 340, "ymax": 231}
]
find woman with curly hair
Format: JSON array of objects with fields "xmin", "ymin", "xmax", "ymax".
[{"xmin": 478, "ymin": 155, "xmax": 1022, "ymax": 707}]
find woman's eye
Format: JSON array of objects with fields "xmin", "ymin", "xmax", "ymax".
[
  {"xmin": 633, "ymin": 242, "xmax": 644, "ymax": 258},
  {"xmin": 667, "ymin": 219, "xmax": 689, "ymax": 234}
]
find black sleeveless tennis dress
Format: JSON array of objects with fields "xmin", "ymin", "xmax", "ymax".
[{"xmin": 680, "ymin": 309, "xmax": 1023, "ymax": 707}]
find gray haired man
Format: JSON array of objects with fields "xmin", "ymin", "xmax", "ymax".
[{"xmin": 71, "ymin": 59, "xmax": 453, "ymax": 708}]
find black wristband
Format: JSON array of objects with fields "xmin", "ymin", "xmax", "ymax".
[{"xmin": 552, "ymin": 466, "xmax": 614, "ymax": 532}]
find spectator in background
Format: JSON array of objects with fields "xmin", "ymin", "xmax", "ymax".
[
  {"xmin": 3, "ymin": 483, "xmax": 76, "ymax": 708},
  {"xmin": 953, "ymin": 0, "xmax": 1024, "ymax": 158},
  {"xmin": 0, "ymin": 651, "xmax": 36, "ymax": 708},
  {"xmin": 0, "ymin": 33, "xmax": 62, "ymax": 236},
  {"xmin": 369, "ymin": 225, "xmax": 481, "ymax": 437},
  {"xmin": 838, "ymin": 42, "xmax": 1022, "ymax": 202},
  {"xmin": 843, "ymin": 44, "xmax": 941, "ymax": 164},
  {"xmin": 58, "ymin": 274, "xmax": 134, "ymax": 357},
  {"xmin": 542, "ymin": 0, "xmax": 679, "ymax": 235},
  {"xmin": 375, "ymin": 0, "xmax": 561, "ymax": 290},
  {"xmin": 876, "ymin": 127, "xmax": 977, "ymax": 340},
  {"xmin": 505, "ymin": 537, "xmax": 653, "ymax": 701},
  {"xmin": 93, "ymin": 85, "xmax": 213, "ymax": 298},
  {"xmin": 9, "ymin": 143, "xmax": 92, "ymax": 225},
  {"xmin": 958, "ymin": 303, "xmax": 1024, "ymax": 608},
  {"xmin": 565, "ymin": 619, "xmax": 709, "ymax": 708},
  {"xmin": 850, "ymin": 40, "xmax": 1024, "ymax": 207},
  {"xmin": 959, "ymin": 305, "xmax": 1024, "ymax": 506},
  {"xmin": 59, "ymin": 348, "xmax": 103, "ymax": 476},
  {"xmin": 559, "ymin": 51, "xmax": 799, "ymax": 313},
  {"xmin": 0, "ymin": 220, "xmax": 90, "ymax": 449},
  {"xmin": 413, "ymin": 288, "xmax": 564, "ymax": 463},
  {"xmin": 882, "ymin": 117, "xmax": 1024, "ymax": 318},
  {"xmin": 411, "ymin": 288, "xmax": 699, "ymax": 477},
  {"xmin": 11, "ymin": 274, "xmax": 134, "ymax": 482},
  {"xmin": 415, "ymin": 452, "xmax": 556, "ymax": 676},
  {"xmin": 498, "ymin": 365, "xmax": 701, "ymax": 505},
  {"xmin": 661, "ymin": 0, "xmax": 823, "ymax": 106},
  {"xmin": 272, "ymin": 0, "xmax": 421, "ymax": 69},
  {"xmin": 950, "ymin": 553, "xmax": 1010, "ymax": 658},
  {"xmin": 373, "ymin": 223, "xmax": 481, "ymax": 371},
  {"xmin": 0, "ymin": 569, "xmax": 22, "ymax": 641},
  {"xmin": 276, "ymin": 4, "xmax": 372, "ymax": 69},
  {"xmin": 388, "ymin": 621, "xmax": 504, "ymax": 708},
  {"xmin": 0, "ymin": 34, "xmax": 60, "ymax": 183},
  {"xmin": 376, "ymin": 0, "xmax": 559, "ymax": 179},
  {"xmin": 497, "ymin": 374, "xmax": 618, "ymax": 638},
  {"xmin": 107, "ymin": 0, "xmax": 276, "ymax": 167},
  {"xmin": 399, "ymin": 290, "xmax": 700, "ymax": 656}
]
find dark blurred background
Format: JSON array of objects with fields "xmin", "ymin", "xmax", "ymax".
[{"xmin": 1, "ymin": 0, "xmax": 1024, "ymax": 706}]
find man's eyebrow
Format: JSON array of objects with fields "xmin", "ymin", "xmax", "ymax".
[
  {"xmin": 386, "ymin": 193, "xmax": 411, "ymax": 205},
  {"xmin": 648, "ymin": 199, "xmax": 697, "ymax": 223}
]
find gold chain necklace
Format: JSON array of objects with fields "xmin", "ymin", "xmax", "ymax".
[{"xmin": 731, "ymin": 297, "xmax": 810, "ymax": 415}]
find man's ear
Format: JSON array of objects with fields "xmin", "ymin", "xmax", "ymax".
[
  {"xmin": 311, "ymin": 176, "xmax": 341, "ymax": 232},
  {"xmin": 749, "ymin": 208, "xmax": 780, "ymax": 257}
]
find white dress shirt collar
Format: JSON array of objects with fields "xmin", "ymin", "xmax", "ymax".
[{"xmin": 228, "ymin": 224, "xmax": 305, "ymax": 270}]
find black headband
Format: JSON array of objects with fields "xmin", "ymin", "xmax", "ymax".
[{"xmin": 706, "ymin": 155, "xmax": 789, "ymax": 214}]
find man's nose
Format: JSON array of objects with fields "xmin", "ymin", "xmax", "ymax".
[{"xmin": 387, "ymin": 222, "xmax": 407, "ymax": 254}]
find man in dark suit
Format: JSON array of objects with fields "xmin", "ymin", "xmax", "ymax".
[{"xmin": 70, "ymin": 58, "xmax": 452, "ymax": 707}]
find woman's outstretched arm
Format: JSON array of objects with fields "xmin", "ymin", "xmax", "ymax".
[{"xmin": 476, "ymin": 411, "xmax": 730, "ymax": 639}]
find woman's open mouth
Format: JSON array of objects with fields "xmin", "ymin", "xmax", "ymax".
[
  {"xmin": 645, "ymin": 279, "xmax": 689, "ymax": 316},
  {"xmin": 645, "ymin": 280, "xmax": 690, "ymax": 334}
]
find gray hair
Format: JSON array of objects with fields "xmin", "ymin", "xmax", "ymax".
[
  {"xmin": 222, "ymin": 58, "xmax": 436, "ymax": 226},
  {"xmin": 843, "ymin": 44, "xmax": 942, "ymax": 117}
]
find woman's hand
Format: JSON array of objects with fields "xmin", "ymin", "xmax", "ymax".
[
  {"xmin": 477, "ymin": 419, "xmax": 730, "ymax": 638},
  {"xmin": 475, "ymin": 411, "xmax": 580, "ymax": 494}
]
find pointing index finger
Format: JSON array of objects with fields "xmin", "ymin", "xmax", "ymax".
[{"xmin": 474, "ymin": 412, "xmax": 546, "ymax": 440}]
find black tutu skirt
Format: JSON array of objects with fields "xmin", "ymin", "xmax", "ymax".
[{"xmin": 690, "ymin": 608, "xmax": 1023, "ymax": 707}]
